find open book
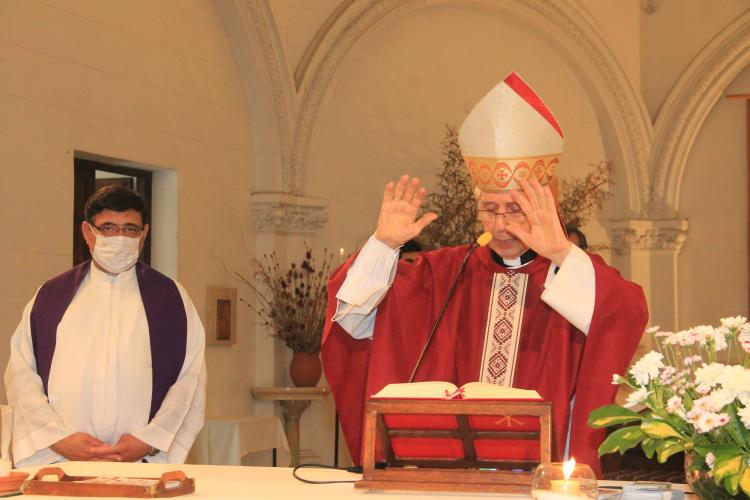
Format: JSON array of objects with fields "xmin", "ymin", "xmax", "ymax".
[{"xmin": 372, "ymin": 381, "xmax": 541, "ymax": 400}]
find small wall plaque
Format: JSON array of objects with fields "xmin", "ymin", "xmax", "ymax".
[{"xmin": 207, "ymin": 287, "xmax": 237, "ymax": 345}]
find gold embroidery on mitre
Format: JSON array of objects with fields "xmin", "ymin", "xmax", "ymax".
[{"xmin": 464, "ymin": 153, "xmax": 561, "ymax": 192}]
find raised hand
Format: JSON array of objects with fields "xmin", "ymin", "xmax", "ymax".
[
  {"xmin": 90, "ymin": 434, "xmax": 153, "ymax": 463},
  {"xmin": 375, "ymin": 175, "xmax": 437, "ymax": 249},
  {"xmin": 505, "ymin": 177, "xmax": 572, "ymax": 266},
  {"xmin": 50, "ymin": 432, "xmax": 112, "ymax": 461}
]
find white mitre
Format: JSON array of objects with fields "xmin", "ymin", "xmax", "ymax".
[{"xmin": 458, "ymin": 72, "xmax": 564, "ymax": 192}]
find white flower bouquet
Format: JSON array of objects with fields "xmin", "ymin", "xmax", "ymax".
[{"xmin": 588, "ymin": 317, "xmax": 750, "ymax": 498}]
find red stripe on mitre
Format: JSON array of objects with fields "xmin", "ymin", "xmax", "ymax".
[{"xmin": 503, "ymin": 72, "xmax": 564, "ymax": 139}]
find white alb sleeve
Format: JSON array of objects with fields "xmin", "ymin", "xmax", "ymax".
[
  {"xmin": 5, "ymin": 295, "xmax": 70, "ymax": 467},
  {"xmin": 333, "ymin": 235, "xmax": 400, "ymax": 340},
  {"xmin": 540, "ymin": 244, "xmax": 595, "ymax": 334}
]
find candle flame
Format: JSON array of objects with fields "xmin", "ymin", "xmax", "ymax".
[
  {"xmin": 563, "ymin": 457, "xmax": 576, "ymax": 479},
  {"xmin": 339, "ymin": 247, "xmax": 345, "ymax": 256}
]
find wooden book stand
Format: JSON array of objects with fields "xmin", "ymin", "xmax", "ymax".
[{"xmin": 355, "ymin": 398, "xmax": 554, "ymax": 494}]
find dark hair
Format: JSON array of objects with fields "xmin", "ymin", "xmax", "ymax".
[
  {"xmin": 401, "ymin": 239, "xmax": 423, "ymax": 253},
  {"xmin": 565, "ymin": 225, "xmax": 588, "ymax": 251},
  {"xmin": 84, "ymin": 185, "xmax": 147, "ymax": 224}
]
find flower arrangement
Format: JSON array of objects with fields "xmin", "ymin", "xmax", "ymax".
[
  {"xmin": 589, "ymin": 317, "xmax": 750, "ymax": 498},
  {"xmin": 235, "ymin": 247, "xmax": 334, "ymax": 353}
]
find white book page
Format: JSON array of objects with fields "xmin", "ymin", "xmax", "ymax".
[
  {"xmin": 372, "ymin": 381, "xmax": 458, "ymax": 398},
  {"xmin": 460, "ymin": 382, "xmax": 541, "ymax": 400}
]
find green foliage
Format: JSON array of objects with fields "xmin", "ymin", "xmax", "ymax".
[
  {"xmin": 741, "ymin": 468, "xmax": 750, "ymax": 496},
  {"xmin": 655, "ymin": 439, "xmax": 685, "ymax": 463},
  {"xmin": 588, "ymin": 404, "xmax": 643, "ymax": 428},
  {"xmin": 641, "ymin": 437, "xmax": 658, "ymax": 458},
  {"xmin": 597, "ymin": 426, "xmax": 645, "ymax": 455},
  {"xmin": 641, "ymin": 420, "xmax": 684, "ymax": 440}
]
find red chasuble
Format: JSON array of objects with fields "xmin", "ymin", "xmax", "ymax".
[{"xmin": 322, "ymin": 245, "xmax": 647, "ymax": 476}]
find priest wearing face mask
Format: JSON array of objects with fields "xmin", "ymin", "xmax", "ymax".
[
  {"xmin": 321, "ymin": 72, "xmax": 649, "ymax": 476},
  {"xmin": 5, "ymin": 185, "xmax": 206, "ymax": 467}
]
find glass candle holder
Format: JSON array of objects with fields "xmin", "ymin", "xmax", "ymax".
[{"xmin": 531, "ymin": 461, "xmax": 598, "ymax": 499}]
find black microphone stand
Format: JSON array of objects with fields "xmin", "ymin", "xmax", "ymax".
[{"xmin": 408, "ymin": 241, "xmax": 482, "ymax": 382}]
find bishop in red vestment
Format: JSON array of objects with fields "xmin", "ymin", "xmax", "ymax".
[{"xmin": 322, "ymin": 73, "xmax": 648, "ymax": 476}]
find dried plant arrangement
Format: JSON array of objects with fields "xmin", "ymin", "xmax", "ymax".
[
  {"xmin": 235, "ymin": 247, "xmax": 335, "ymax": 353},
  {"xmin": 557, "ymin": 160, "xmax": 613, "ymax": 231},
  {"xmin": 419, "ymin": 125, "xmax": 479, "ymax": 249}
]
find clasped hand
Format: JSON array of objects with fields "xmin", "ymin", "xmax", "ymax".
[{"xmin": 51, "ymin": 432, "xmax": 154, "ymax": 462}]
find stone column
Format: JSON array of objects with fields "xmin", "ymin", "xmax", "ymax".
[
  {"xmin": 249, "ymin": 192, "xmax": 329, "ymax": 464},
  {"xmin": 249, "ymin": 192, "xmax": 328, "ymax": 401},
  {"xmin": 609, "ymin": 219, "xmax": 689, "ymax": 354}
]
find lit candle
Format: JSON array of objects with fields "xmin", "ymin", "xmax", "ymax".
[
  {"xmin": 339, "ymin": 247, "xmax": 345, "ymax": 262},
  {"xmin": 532, "ymin": 458, "xmax": 584, "ymax": 499},
  {"xmin": 553, "ymin": 458, "xmax": 581, "ymax": 494}
]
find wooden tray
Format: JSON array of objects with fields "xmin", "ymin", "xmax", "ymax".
[{"xmin": 22, "ymin": 467, "xmax": 195, "ymax": 497}]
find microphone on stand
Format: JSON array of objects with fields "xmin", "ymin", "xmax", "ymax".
[{"xmin": 408, "ymin": 232, "xmax": 493, "ymax": 383}]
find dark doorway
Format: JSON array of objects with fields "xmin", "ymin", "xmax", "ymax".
[{"xmin": 73, "ymin": 158, "xmax": 153, "ymax": 266}]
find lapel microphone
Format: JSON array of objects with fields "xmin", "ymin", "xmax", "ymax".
[{"xmin": 408, "ymin": 232, "xmax": 493, "ymax": 382}]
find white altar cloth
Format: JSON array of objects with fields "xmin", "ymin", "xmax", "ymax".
[
  {"xmin": 16, "ymin": 462, "xmax": 527, "ymax": 499},
  {"xmin": 187, "ymin": 415, "xmax": 289, "ymax": 466},
  {"xmin": 16, "ymin": 462, "xmax": 695, "ymax": 499}
]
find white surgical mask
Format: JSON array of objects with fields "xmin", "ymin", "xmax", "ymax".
[{"xmin": 92, "ymin": 234, "xmax": 141, "ymax": 274}]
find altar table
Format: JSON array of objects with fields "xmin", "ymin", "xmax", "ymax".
[{"xmin": 15, "ymin": 462, "xmax": 696, "ymax": 500}]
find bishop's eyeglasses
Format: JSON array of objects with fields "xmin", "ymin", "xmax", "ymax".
[
  {"xmin": 89, "ymin": 222, "xmax": 145, "ymax": 238},
  {"xmin": 476, "ymin": 209, "xmax": 526, "ymax": 224}
]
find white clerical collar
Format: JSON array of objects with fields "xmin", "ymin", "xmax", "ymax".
[
  {"xmin": 491, "ymin": 249, "xmax": 537, "ymax": 269},
  {"xmin": 504, "ymin": 256, "xmax": 523, "ymax": 267},
  {"xmin": 89, "ymin": 261, "xmax": 137, "ymax": 284}
]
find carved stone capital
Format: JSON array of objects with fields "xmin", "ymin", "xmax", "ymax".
[
  {"xmin": 251, "ymin": 192, "xmax": 328, "ymax": 234},
  {"xmin": 610, "ymin": 219, "xmax": 689, "ymax": 254}
]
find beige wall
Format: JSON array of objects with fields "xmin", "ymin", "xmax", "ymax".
[
  {"xmin": 0, "ymin": 0, "xmax": 258, "ymax": 419},
  {"xmin": 638, "ymin": 1, "xmax": 749, "ymax": 327},
  {"xmin": 2, "ymin": 0, "xmax": 750, "ymax": 468},
  {"xmin": 640, "ymin": 0, "xmax": 749, "ymax": 119},
  {"xmin": 678, "ymin": 67, "xmax": 749, "ymax": 327},
  {"xmin": 308, "ymin": 1, "xmax": 610, "ymax": 269}
]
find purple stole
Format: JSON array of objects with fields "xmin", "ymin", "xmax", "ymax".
[{"xmin": 29, "ymin": 261, "xmax": 188, "ymax": 421}]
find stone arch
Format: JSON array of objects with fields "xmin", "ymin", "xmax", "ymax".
[
  {"xmin": 650, "ymin": 11, "xmax": 750, "ymax": 217},
  {"xmin": 216, "ymin": 0, "xmax": 296, "ymax": 193},
  {"xmin": 292, "ymin": 0, "xmax": 653, "ymax": 213}
]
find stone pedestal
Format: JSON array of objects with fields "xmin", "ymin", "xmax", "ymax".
[{"xmin": 251, "ymin": 386, "xmax": 329, "ymax": 467}]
